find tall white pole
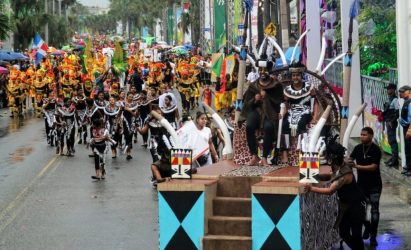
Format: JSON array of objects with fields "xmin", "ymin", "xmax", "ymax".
[
  {"xmin": 340, "ymin": 0, "xmax": 361, "ymax": 137},
  {"xmin": 58, "ymin": 0, "xmax": 62, "ymax": 16},
  {"xmin": 396, "ymin": 0, "xmax": 411, "ymax": 170},
  {"xmin": 305, "ymin": 0, "xmax": 321, "ymax": 71},
  {"xmin": 45, "ymin": 0, "xmax": 49, "ymax": 44}
]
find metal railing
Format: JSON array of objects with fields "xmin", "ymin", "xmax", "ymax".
[
  {"xmin": 324, "ymin": 58, "xmax": 398, "ymax": 92},
  {"xmin": 361, "ymin": 75, "xmax": 390, "ymax": 111}
]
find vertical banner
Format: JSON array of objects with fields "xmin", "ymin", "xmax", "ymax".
[
  {"xmin": 250, "ymin": 0, "xmax": 259, "ymax": 47},
  {"xmin": 214, "ymin": 0, "xmax": 226, "ymax": 52},
  {"xmin": 175, "ymin": 7, "xmax": 183, "ymax": 45},
  {"xmin": 167, "ymin": 8, "xmax": 174, "ymax": 45},
  {"xmin": 204, "ymin": 0, "xmax": 212, "ymax": 53},
  {"xmin": 233, "ymin": 0, "xmax": 242, "ymax": 46}
]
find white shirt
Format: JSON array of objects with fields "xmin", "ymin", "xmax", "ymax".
[{"xmin": 247, "ymin": 71, "xmax": 259, "ymax": 83}]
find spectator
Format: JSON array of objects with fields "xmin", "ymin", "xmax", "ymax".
[
  {"xmin": 399, "ymin": 85, "xmax": 411, "ymax": 176},
  {"xmin": 247, "ymin": 67, "xmax": 259, "ymax": 83},
  {"xmin": 350, "ymin": 127, "xmax": 382, "ymax": 247},
  {"xmin": 382, "ymin": 83, "xmax": 400, "ymax": 167}
]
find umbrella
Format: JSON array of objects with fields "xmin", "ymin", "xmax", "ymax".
[
  {"xmin": 8, "ymin": 51, "xmax": 29, "ymax": 61},
  {"xmin": 0, "ymin": 66, "xmax": 9, "ymax": 74},
  {"xmin": 153, "ymin": 44, "xmax": 172, "ymax": 50},
  {"xmin": 0, "ymin": 52, "xmax": 13, "ymax": 61},
  {"xmin": 51, "ymin": 50, "xmax": 66, "ymax": 56},
  {"xmin": 61, "ymin": 45, "xmax": 72, "ymax": 51},
  {"xmin": 167, "ymin": 46, "xmax": 189, "ymax": 55},
  {"xmin": 0, "ymin": 51, "xmax": 28, "ymax": 61},
  {"xmin": 0, "ymin": 60, "xmax": 10, "ymax": 66},
  {"xmin": 183, "ymin": 44, "xmax": 193, "ymax": 50}
]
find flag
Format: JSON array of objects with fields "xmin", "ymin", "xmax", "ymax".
[
  {"xmin": 212, "ymin": 53, "xmax": 224, "ymax": 78},
  {"xmin": 33, "ymin": 33, "xmax": 48, "ymax": 64}
]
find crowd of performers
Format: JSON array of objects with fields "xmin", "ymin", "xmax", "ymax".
[
  {"xmin": 3, "ymin": 39, "xmax": 226, "ymax": 181},
  {"xmin": 3, "ymin": 43, "xmax": 341, "ymax": 178}
]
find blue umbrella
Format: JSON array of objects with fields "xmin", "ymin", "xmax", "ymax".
[
  {"xmin": 0, "ymin": 51, "xmax": 13, "ymax": 61},
  {"xmin": 8, "ymin": 51, "xmax": 29, "ymax": 61},
  {"xmin": 0, "ymin": 51, "xmax": 29, "ymax": 61}
]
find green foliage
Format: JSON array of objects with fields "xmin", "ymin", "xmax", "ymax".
[
  {"xmin": 0, "ymin": 0, "xmax": 12, "ymax": 40},
  {"xmin": 10, "ymin": 0, "xmax": 78, "ymax": 51},
  {"xmin": 357, "ymin": 1, "xmax": 397, "ymax": 77}
]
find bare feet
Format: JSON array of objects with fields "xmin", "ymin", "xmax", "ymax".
[
  {"xmin": 260, "ymin": 157, "xmax": 270, "ymax": 167},
  {"xmin": 248, "ymin": 155, "xmax": 261, "ymax": 166}
]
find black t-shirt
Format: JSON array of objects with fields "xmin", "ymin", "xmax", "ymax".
[{"xmin": 350, "ymin": 143, "xmax": 382, "ymax": 191}]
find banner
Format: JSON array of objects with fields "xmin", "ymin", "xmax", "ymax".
[
  {"xmin": 175, "ymin": 7, "xmax": 183, "ymax": 45},
  {"xmin": 250, "ymin": 0, "xmax": 259, "ymax": 47},
  {"xmin": 225, "ymin": 53, "xmax": 236, "ymax": 77},
  {"xmin": 233, "ymin": 0, "xmax": 242, "ymax": 45},
  {"xmin": 167, "ymin": 7, "xmax": 174, "ymax": 45},
  {"xmin": 214, "ymin": 0, "xmax": 226, "ymax": 52},
  {"xmin": 211, "ymin": 53, "xmax": 223, "ymax": 82}
]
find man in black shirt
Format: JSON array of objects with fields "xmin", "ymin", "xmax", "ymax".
[{"xmin": 350, "ymin": 127, "xmax": 382, "ymax": 247}]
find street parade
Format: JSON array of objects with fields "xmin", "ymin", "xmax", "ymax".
[{"xmin": 1, "ymin": 0, "xmax": 411, "ymax": 249}]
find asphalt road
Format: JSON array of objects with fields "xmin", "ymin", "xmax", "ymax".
[
  {"xmin": 0, "ymin": 111, "xmax": 158, "ymax": 250},
  {"xmin": 1, "ymin": 110, "xmax": 411, "ymax": 250}
]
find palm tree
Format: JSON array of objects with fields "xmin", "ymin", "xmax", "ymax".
[{"xmin": 0, "ymin": 0, "xmax": 12, "ymax": 41}]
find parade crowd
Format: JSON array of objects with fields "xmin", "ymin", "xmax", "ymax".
[{"xmin": 1, "ymin": 32, "xmax": 411, "ymax": 249}]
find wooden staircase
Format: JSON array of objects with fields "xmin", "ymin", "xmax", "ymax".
[{"xmin": 203, "ymin": 177, "xmax": 261, "ymax": 250}]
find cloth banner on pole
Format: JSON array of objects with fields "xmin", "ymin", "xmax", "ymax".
[{"xmin": 214, "ymin": 0, "xmax": 226, "ymax": 52}]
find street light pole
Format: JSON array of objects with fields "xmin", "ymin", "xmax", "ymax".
[
  {"xmin": 58, "ymin": 0, "xmax": 62, "ymax": 16},
  {"xmin": 45, "ymin": 0, "xmax": 49, "ymax": 44}
]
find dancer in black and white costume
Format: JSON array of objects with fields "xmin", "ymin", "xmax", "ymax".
[
  {"xmin": 138, "ymin": 106, "xmax": 175, "ymax": 162},
  {"xmin": 73, "ymin": 88, "xmax": 87, "ymax": 144},
  {"xmin": 57, "ymin": 98, "xmax": 76, "ymax": 156},
  {"xmin": 281, "ymin": 63, "xmax": 318, "ymax": 163},
  {"xmin": 104, "ymin": 96, "xmax": 121, "ymax": 158},
  {"xmin": 123, "ymin": 92, "xmax": 138, "ymax": 160}
]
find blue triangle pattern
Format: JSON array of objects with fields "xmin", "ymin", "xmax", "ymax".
[
  {"xmin": 182, "ymin": 193, "xmax": 204, "ymax": 249},
  {"xmin": 276, "ymin": 196, "xmax": 301, "ymax": 250},
  {"xmin": 252, "ymin": 195, "xmax": 275, "ymax": 250},
  {"xmin": 158, "ymin": 192, "xmax": 181, "ymax": 250}
]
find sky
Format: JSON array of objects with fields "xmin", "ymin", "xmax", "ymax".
[{"xmin": 77, "ymin": 0, "xmax": 110, "ymax": 8}]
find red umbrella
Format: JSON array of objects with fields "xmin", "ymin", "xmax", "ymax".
[{"xmin": 0, "ymin": 66, "xmax": 9, "ymax": 74}]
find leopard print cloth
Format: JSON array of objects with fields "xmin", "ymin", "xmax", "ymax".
[{"xmin": 233, "ymin": 122, "xmax": 300, "ymax": 167}]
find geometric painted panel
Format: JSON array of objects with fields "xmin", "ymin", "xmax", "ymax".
[
  {"xmin": 252, "ymin": 194, "xmax": 301, "ymax": 250},
  {"xmin": 159, "ymin": 191, "xmax": 204, "ymax": 250},
  {"xmin": 171, "ymin": 149, "xmax": 192, "ymax": 179},
  {"xmin": 299, "ymin": 152, "xmax": 320, "ymax": 184}
]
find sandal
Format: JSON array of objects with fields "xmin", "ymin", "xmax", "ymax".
[{"xmin": 91, "ymin": 176, "xmax": 101, "ymax": 180}]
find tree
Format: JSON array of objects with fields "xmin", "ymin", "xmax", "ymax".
[
  {"xmin": 357, "ymin": 0, "xmax": 397, "ymax": 76},
  {"xmin": 0, "ymin": 0, "xmax": 12, "ymax": 41}
]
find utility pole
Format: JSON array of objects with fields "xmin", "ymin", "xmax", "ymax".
[
  {"xmin": 279, "ymin": 0, "xmax": 289, "ymax": 48},
  {"xmin": 58, "ymin": 0, "xmax": 62, "ymax": 16},
  {"xmin": 45, "ymin": 0, "xmax": 49, "ymax": 44}
]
